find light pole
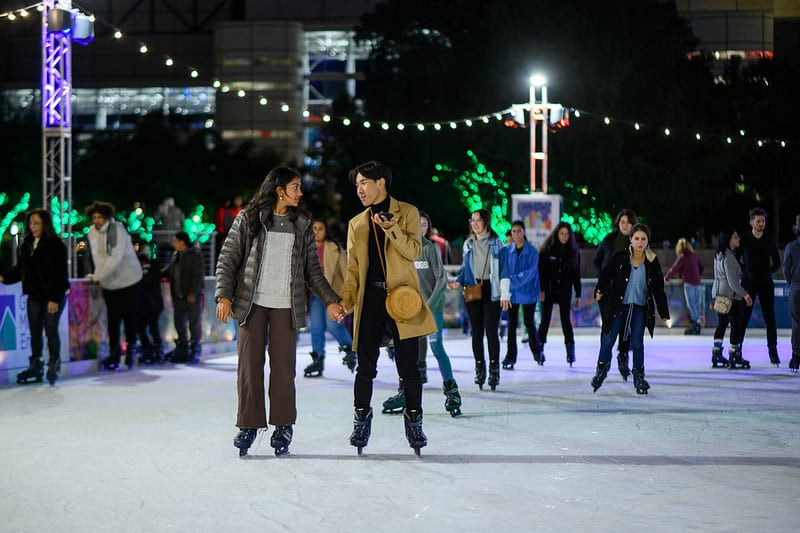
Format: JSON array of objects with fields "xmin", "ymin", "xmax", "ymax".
[{"xmin": 529, "ymin": 73, "xmax": 548, "ymax": 193}]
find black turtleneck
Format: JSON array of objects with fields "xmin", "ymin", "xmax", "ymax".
[{"xmin": 367, "ymin": 196, "xmax": 391, "ymax": 283}]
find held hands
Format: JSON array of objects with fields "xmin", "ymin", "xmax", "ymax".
[
  {"xmin": 594, "ymin": 290, "xmax": 603, "ymax": 302},
  {"xmin": 573, "ymin": 297, "xmax": 580, "ymax": 308},
  {"xmin": 327, "ymin": 302, "xmax": 346, "ymax": 323},
  {"xmin": 372, "ymin": 212, "xmax": 397, "ymax": 231},
  {"xmin": 47, "ymin": 301, "xmax": 58, "ymax": 313},
  {"xmin": 500, "ymin": 299, "xmax": 511, "ymax": 311},
  {"xmin": 744, "ymin": 293, "xmax": 753, "ymax": 307},
  {"xmin": 447, "ymin": 281, "xmax": 460, "ymax": 290},
  {"xmin": 216, "ymin": 298, "xmax": 233, "ymax": 324}
]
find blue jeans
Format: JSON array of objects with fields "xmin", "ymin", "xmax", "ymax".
[
  {"xmin": 683, "ymin": 283, "xmax": 702, "ymax": 323},
  {"xmin": 419, "ymin": 311, "xmax": 454, "ymax": 382},
  {"xmin": 598, "ymin": 304, "xmax": 646, "ymax": 368},
  {"xmin": 309, "ymin": 294, "xmax": 353, "ymax": 355},
  {"xmin": 27, "ymin": 296, "xmax": 66, "ymax": 362}
]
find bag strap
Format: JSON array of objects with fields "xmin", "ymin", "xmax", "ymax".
[{"xmin": 370, "ymin": 212, "xmax": 389, "ymax": 284}]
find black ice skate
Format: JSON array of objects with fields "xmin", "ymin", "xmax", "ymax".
[
  {"xmin": 350, "ymin": 407, "xmax": 373, "ymax": 455},
  {"xmin": 340, "ymin": 345, "xmax": 356, "ymax": 373},
  {"xmin": 565, "ymin": 343, "xmax": 576, "ymax": 367},
  {"xmin": 270, "ymin": 425, "xmax": 293, "ymax": 457},
  {"xmin": 501, "ymin": 356, "xmax": 515, "ymax": 370},
  {"xmin": 617, "ymin": 351, "xmax": 630, "ymax": 381},
  {"xmin": 16, "ymin": 357, "xmax": 44, "ymax": 385},
  {"xmin": 788, "ymin": 353, "xmax": 800, "ymax": 373},
  {"xmin": 403, "ymin": 409, "xmax": 427, "ymax": 456},
  {"xmin": 442, "ymin": 379, "xmax": 462, "ymax": 417},
  {"xmin": 46, "ymin": 356, "xmax": 61, "ymax": 386},
  {"xmin": 233, "ymin": 428, "xmax": 258, "ymax": 457},
  {"xmin": 382, "ymin": 381, "xmax": 405, "ymax": 414},
  {"xmin": 532, "ymin": 341, "xmax": 545, "ymax": 366},
  {"xmin": 728, "ymin": 345, "xmax": 750, "ymax": 369},
  {"xmin": 591, "ymin": 361, "xmax": 611, "ymax": 393},
  {"xmin": 303, "ymin": 352, "xmax": 324, "ymax": 378},
  {"xmin": 101, "ymin": 348, "xmax": 122, "ymax": 371},
  {"xmin": 768, "ymin": 347, "xmax": 781, "ymax": 367},
  {"xmin": 632, "ymin": 366, "xmax": 650, "ymax": 395},
  {"xmin": 474, "ymin": 360, "xmax": 486, "ymax": 390},
  {"xmin": 711, "ymin": 345, "xmax": 730, "ymax": 368},
  {"xmin": 488, "ymin": 361, "xmax": 500, "ymax": 391}
]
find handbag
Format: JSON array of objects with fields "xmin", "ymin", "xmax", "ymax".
[
  {"xmin": 371, "ymin": 216, "xmax": 423, "ymax": 323},
  {"xmin": 463, "ymin": 283, "xmax": 482, "ymax": 303},
  {"xmin": 463, "ymin": 242, "xmax": 491, "ymax": 303},
  {"xmin": 713, "ymin": 295, "xmax": 732, "ymax": 314}
]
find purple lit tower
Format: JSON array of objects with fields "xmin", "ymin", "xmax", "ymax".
[
  {"xmin": 42, "ymin": 0, "xmax": 73, "ymax": 275},
  {"xmin": 41, "ymin": 0, "xmax": 93, "ymax": 276}
]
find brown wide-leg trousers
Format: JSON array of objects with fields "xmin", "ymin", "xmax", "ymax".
[{"xmin": 235, "ymin": 305, "xmax": 296, "ymax": 429}]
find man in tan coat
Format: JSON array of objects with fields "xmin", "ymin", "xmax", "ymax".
[{"xmin": 339, "ymin": 161, "xmax": 437, "ymax": 455}]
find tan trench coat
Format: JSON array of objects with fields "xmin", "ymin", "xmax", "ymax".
[{"xmin": 340, "ymin": 197, "xmax": 437, "ymax": 349}]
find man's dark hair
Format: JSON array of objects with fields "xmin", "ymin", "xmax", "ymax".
[
  {"xmin": 174, "ymin": 231, "xmax": 192, "ymax": 245},
  {"xmin": 85, "ymin": 201, "xmax": 115, "ymax": 219},
  {"xmin": 749, "ymin": 207, "xmax": 767, "ymax": 220},
  {"xmin": 348, "ymin": 161, "xmax": 392, "ymax": 190}
]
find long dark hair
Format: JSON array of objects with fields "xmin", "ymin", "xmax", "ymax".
[
  {"xmin": 23, "ymin": 208, "xmax": 58, "ymax": 242},
  {"xmin": 716, "ymin": 228, "xmax": 740, "ymax": 259},
  {"xmin": 244, "ymin": 166, "xmax": 305, "ymax": 238},
  {"xmin": 611, "ymin": 208, "xmax": 638, "ymax": 237},
  {"xmin": 420, "ymin": 211, "xmax": 433, "ymax": 240},
  {"xmin": 313, "ymin": 217, "xmax": 343, "ymax": 249},
  {"xmin": 540, "ymin": 221, "xmax": 579, "ymax": 267}
]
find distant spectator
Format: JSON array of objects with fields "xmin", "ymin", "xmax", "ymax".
[
  {"xmin": 664, "ymin": 238, "xmax": 704, "ymax": 335},
  {"xmin": 165, "ymin": 231, "xmax": 204, "ymax": 364},
  {"xmin": 740, "ymin": 207, "xmax": 782, "ymax": 366},
  {"xmin": 84, "ymin": 201, "xmax": 143, "ymax": 370},
  {"xmin": 783, "ymin": 217, "xmax": 800, "ymax": 372},
  {"xmin": 137, "ymin": 252, "xmax": 164, "ymax": 364}
]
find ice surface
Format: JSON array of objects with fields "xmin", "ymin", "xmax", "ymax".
[{"xmin": 1, "ymin": 329, "xmax": 797, "ymax": 532}]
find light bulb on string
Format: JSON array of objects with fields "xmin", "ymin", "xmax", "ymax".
[
  {"xmin": 417, "ymin": 124, "xmax": 425, "ymax": 131},
  {"xmin": 381, "ymin": 123, "xmax": 389, "ymax": 130},
  {"xmin": 396, "ymin": 123, "xmax": 404, "ymax": 130},
  {"xmin": 434, "ymin": 123, "xmax": 442, "ymax": 131},
  {"xmin": 634, "ymin": 122, "xmax": 640, "ymax": 130},
  {"xmin": 139, "ymin": 44, "xmax": 148, "ymax": 54},
  {"xmin": 342, "ymin": 118, "xmax": 351, "ymax": 126},
  {"xmin": 165, "ymin": 57, "xmax": 173, "ymax": 66},
  {"xmin": 363, "ymin": 121, "xmax": 371, "ymax": 128},
  {"xmin": 603, "ymin": 117, "xmax": 610, "ymax": 125}
]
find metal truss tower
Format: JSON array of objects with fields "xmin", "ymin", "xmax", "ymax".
[{"xmin": 42, "ymin": 0, "xmax": 74, "ymax": 276}]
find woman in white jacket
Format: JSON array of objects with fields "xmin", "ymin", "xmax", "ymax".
[
  {"xmin": 84, "ymin": 201, "xmax": 143, "ymax": 370},
  {"xmin": 711, "ymin": 228, "xmax": 753, "ymax": 369}
]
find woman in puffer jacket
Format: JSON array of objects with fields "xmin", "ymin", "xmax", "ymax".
[{"xmin": 710, "ymin": 228, "xmax": 753, "ymax": 369}]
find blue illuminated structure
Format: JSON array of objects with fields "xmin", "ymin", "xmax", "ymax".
[{"xmin": 41, "ymin": 0, "xmax": 93, "ymax": 276}]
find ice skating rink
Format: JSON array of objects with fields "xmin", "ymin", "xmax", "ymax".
[{"xmin": 1, "ymin": 329, "xmax": 797, "ymax": 533}]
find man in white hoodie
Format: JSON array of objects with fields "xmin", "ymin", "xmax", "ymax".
[{"xmin": 84, "ymin": 201, "xmax": 143, "ymax": 370}]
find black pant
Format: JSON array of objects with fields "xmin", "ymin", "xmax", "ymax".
[
  {"xmin": 465, "ymin": 282, "xmax": 501, "ymax": 364},
  {"xmin": 102, "ymin": 282, "xmax": 140, "ymax": 356},
  {"xmin": 538, "ymin": 294, "xmax": 574, "ymax": 345},
  {"xmin": 713, "ymin": 299, "xmax": 747, "ymax": 346},
  {"xmin": 174, "ymin": 295, "xmax": 203, "ymax": 347},
  {"xmin": 506, "ymin": 302, "xmax": 538, "ymax": 363},
  {"xmin": 26, "ymin": 296, "xmax": 66, "ymax": 363},
  {"xmin": 355, "ymin": 285, "xmax": 422, "ymax": 412},
  {"xmin": 741, "ymin": 279, "xmax": 777, "ymax": 348}
]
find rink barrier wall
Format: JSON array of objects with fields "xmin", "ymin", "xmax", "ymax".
[{"xmin": 0, "ymin": 277, "xmax": 791, "ymax": 383}]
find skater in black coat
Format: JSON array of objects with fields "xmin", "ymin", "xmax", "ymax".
[
  {"xmin": 0, "ymin": 209, "xmax": 69, "ymax": 385},
  {"xmin": 591, "ymin": 224, "xmax": 670, "ymax": 395},
  {"xmin": 537, "ymin": 222, "xmax": 582, "ymax": 366}
]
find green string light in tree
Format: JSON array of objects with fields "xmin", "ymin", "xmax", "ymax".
[
  {"xmin": 558, "ymin": 181, "xmax": 613, "ymax": 245},
  {"xmin": 0, "ymin": 192, "xmax": 30, "ymax": 238},
  {"xmin": 432, "ymin": 150, "xmax": 512, "ymax": 237},
  {"xmin": 184, "ymin": 204, "xmax": 216, "ymax": 244}
]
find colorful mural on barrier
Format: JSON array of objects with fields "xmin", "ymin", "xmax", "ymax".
[{"xmin": 0, "ymin": 283, "xmax": 69, "ymax": 384}]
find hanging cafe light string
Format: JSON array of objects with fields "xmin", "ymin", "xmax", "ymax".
[{"xmin": 0, "ymin": 4, "xmax": 792, "ymax": 148}]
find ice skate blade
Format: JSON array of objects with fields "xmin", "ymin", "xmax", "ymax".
[
  {"xmin": 490, "ymin": 384, "xmax": 497, "ymax": 391},
  {"xmin": 273, "ymin": 447, "xmax": 290, "ymax": 457},
  {"xmin": 502, "ymin": 363, "xmax": 514, "ymax": 370},
  {"xmin": 413, "ymin": 448, "xmax": 421, "ymax": 457},
  {"xmin": 381, "ymin": 408, "xmax": 403, "ymax": 414},
  {"xmin": 357, "ymin": 447, "xmax": 364, "ymax": 456},
  {"xmin": 303, "ymin": 372, "xmax": 323, "ymax": 378},
  {"xmin": 449, "ymin": 408, "xmax": 462, "ymax": 417},
  {"xmin": 238, "ymin": 448, "xmax": 248, "ymax": 457}
]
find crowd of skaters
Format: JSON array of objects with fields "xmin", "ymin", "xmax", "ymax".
[{"xmin": 2, "ymin": 165, "xmax": 799, "ymax": 457}]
